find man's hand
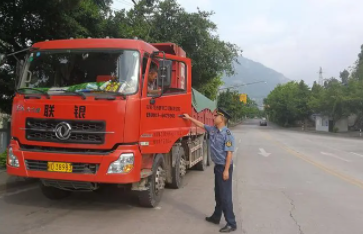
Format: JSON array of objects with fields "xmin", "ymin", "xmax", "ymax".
[
  {"xmin": 181, "ymin": 113, "xmax": 205, "ymax": 128},
  {"xmin": 181, "ymin": 113, "xmax": 190, "ymax": 119},
  {"xmin": 223, "ymin": 170, "xmax": 229, "ymax": 181}
]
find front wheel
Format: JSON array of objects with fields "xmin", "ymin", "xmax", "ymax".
[{"xmin": 138, "ymin": 154, "xmax": 166, "ymax": 208}]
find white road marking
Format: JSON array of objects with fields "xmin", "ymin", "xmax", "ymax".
[
  {"xmin": 154, "ymin": 206, "xmax": 161, "ymax": 210},
  {"xmin": 0, "ymin": 186, "xmax": 38, "ymax": 199},
  {"xmin": 350, "ymin": 152, "xmax": 363, "ymax": 158},
  {"xmin": 233, "ymin": 147, "xmax": 239, "ymax": 161},
  {"xmin": 320, "ymin": 152, "xmax": 351, "ymax": 162},
  {"xmin": 239, "ymin": 139, "xmax": 242, "ymax": 144},
  {"xmin": 258, "ymin": 148, "xmax": 271, "ymax": 157}
]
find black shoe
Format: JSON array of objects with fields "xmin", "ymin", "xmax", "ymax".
[
  {"xmin": 205, "ymin": 216, "xmax": 220, "ymax": 225},
  {"xmin": 219, "ymin": 225, "xmax": 237, "ymax": 233}
]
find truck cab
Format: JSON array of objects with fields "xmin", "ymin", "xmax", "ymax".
[{"xmin": 4, "ymin": 38, "xmax": 213, "ymax": 207}]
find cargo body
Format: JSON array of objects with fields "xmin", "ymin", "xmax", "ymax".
[{"xmin": 6, "ymin": 38, "xmax": 216, "ymax": 207}]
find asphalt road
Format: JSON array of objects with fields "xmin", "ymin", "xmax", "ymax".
[{"xmin": 1, "ymin": 119, "xmax": 363, "ymax": 234}]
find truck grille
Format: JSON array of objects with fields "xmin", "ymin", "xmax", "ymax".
[
  {"xmin": 25, "ymin": 160, "xmax": 99, "ymax": 174},
  {"xmin": 25, "ymin": 118, "xmax": 106, "ymax": 144},
  {"xmin": 41, "ymin": 179, "xmax": 98, "ymax": 190}
]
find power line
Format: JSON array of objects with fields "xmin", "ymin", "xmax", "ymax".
[
  {"xmin": 115, "ymin": 0, "xmax": 134, "ymax": 7},
  {"xmin": 110, "ymin": 7, "xmax": 123, "ymax": 11}
]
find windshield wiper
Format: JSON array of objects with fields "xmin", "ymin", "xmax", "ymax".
[
  {"xmin": 17, "ymin": 88, "xmax": 50, "ymax": 99},
  {"xmin": 50, "ymin": 90, "xmax": 87, "ymax": 100},
  {"xmin": 94, "ymin": 91, "xmax": 126, "ymax": 100}
]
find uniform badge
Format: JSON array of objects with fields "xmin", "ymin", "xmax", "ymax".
[{"xmin": 226, "ymin": 141, "xmax": 232, "ymax": 147}]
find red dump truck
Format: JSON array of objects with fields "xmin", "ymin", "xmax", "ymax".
[{"xmin": 3, "ymin": 38, "xmax": 217, "ymax": 207}]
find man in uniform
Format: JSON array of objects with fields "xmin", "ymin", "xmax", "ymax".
[{"xmin": 181, "ymin": 108, "xmax": 237, "ymax": 233}]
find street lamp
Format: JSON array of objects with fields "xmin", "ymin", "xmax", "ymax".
[{"xmin": 215, "ymin": 80, "xmax": 267, "ymax": 107}]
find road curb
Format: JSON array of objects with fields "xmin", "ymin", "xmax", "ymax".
[
  {"xmin": 0, "ymin": 170, "xmax": 38, "ymax": 192},
  {"xmin": 268, "ymin": 122, "xmax": 363, "ymax": 140},
  {"xmin": 229, "ymin": 122, "xmax": 243, "ymax": 128}
]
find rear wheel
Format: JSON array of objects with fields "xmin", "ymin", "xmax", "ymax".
[
  {"xmin": 40, "ymin": 182, "xmax": 71, "ymax": 200},
  {"xmin": 196, "ymin": 140, "xmax": 208, "ymax": 171},
  {"xmin": 138, "ymin": 154, "xmax": 166, "ymax": 208},
  {"xmin": 169, "ymin": 147, "xmax": 186, "ymax": 189}
]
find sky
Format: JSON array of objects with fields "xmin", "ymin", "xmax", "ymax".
[{"xmin": 113, "ymin": 0, "xmax": 363, "ymax": 86}]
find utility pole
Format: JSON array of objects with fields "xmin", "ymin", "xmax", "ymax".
[{"xmin": 318, "ymin": 67, "xmax": 324, "ymax": 86}]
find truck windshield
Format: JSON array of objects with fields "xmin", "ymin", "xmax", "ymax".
[{"xmin": 18, "ymin": 50, "xmax": 140, "ymax": 96}]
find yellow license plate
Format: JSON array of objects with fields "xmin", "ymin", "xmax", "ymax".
[{"xmin": 47, "ymin": 162, "xmax": 73, "ymax": 173}]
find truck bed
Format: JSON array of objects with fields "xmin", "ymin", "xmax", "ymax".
[{"xmin": 190, "ymin": 88, "xmax": 217, "ymax": 135}]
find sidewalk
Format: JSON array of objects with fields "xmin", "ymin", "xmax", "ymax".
[
  {"xmin": 275, "ymin": 124, "xmax": 363, "ymax": 140},
  {"xmin": 0, "ymin": 169, "xmax": 37, "ymax": 191}
]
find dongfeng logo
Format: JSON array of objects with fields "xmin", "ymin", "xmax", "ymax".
[{"xmin": 54, "ymin": 122, "xmax": 72, "ymax": 140}]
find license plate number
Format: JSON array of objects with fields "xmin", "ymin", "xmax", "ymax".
[{"xmin": 47, "ymin": 162, "xmax": 73, "ymax": 173}]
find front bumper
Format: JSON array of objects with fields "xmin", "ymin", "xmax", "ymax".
[{"xmin": 6, "ymin": 140, "xmax": 142, "ymax": 184}]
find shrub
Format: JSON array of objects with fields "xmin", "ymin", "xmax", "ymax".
[{"xmin": 0, "ymin": 150, "xmax": 6, "ymax": 168}]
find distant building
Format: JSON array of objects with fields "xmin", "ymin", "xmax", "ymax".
[
  {"xmin": 314, "ymin": 114, "xmax": 349, "ymax": 132},
  {"xmin": 314, "ymin": 114, "xmax": 330, "ymax": 132}
]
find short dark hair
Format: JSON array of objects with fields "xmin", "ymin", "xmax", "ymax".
[{"xmin": 149, "ymin": 66, "xmax": 158, "ymax": 73}]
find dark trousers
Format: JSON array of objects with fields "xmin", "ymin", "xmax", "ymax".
[{"xmin": 212, "ymin": 164, "xmax": 236, "ymax": 228}]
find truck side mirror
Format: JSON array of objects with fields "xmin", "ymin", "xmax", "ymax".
[
  {"xmin": 15, "ymin": 59, "xmax": 24, "ymax": 88},
  {"xmin": 158, "ymin": 59, "xmax": 172, "ymax": 89}
]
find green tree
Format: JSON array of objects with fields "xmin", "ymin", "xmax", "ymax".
[
  {"xmin": 351, "ymin": 45, "xmax": 363, "ymax": 80},
  {"xmin": 295, "ymin": 80, "xmax": 311, "ymax": 124},
  {"xmin": 129, "ymin": 0, "xmax": 241, "ymax": 98},
  {"xmin": 340, "ymin": 69, "xmax": 350, "ymax": 85},
  {"xmin": 0, "ymin": 0, "xmax": 111, "ymax": 113},
  {"xmin": 264, "ymin": 81, "xmax": 311, "ymax": 126},
  {"xmin": 0, "ymin": 0, "xmax": 240, "ymax": 114},
  {"xmin": 217, "ymin": 89, "xmax": 259, "ymax": 121}
]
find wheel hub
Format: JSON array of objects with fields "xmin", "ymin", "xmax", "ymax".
[
  {"xmin": 180, "ymin": 158, "xmax": 187, "ymax": 177},
  {"xmin": 155, "ymin": 166, "xmax": 166, "ymax": 191}
]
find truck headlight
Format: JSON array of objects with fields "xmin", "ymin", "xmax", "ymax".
[
  {"xmin": 8, "ymin": 147, "xmax": 20, "ymax": 168},
  {"xmin": 107, "ymin": 153, "xmax": 134, "ymax": 174}
]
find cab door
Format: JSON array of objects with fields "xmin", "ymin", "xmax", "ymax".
[{"xmin": 139, "ymin": 54, "xmax": 192, "ymax": 154}]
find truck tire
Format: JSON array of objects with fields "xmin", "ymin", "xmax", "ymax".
[
  {"xmin": 40, "ymin": 182, "xmax": 71, "ymax": 200},
  {"xmin": 196, "ymin": 140, "xmax": 208, "ymax": 171},
  {"xmin": 138, "ymin": 154, "xmax": 166, "ymax": 208},
  {"xmin": 169, "ymin": 147, "xmax": 186, "ymax": 189}
]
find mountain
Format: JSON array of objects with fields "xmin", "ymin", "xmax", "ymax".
[{"xmin": 222, "ymin": 56, "xmax": 290, "ymax": 107}]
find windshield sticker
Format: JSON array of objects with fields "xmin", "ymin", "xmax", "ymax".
[
  {"xmin": 74, "ymin": 105, "xmax": 86, "ymax": 119},
  {"xmin": 133, "ymin": 52, "xmax": 138, "ymax": 57},
  {"xmin": 36, "ymin": 52, "xmax": 41, "ymax": 57},
  {"xmin": 43, "ymin": 104, "xmax": 55, "ymax": 118},
  {"xmin": 100, "ymin": 81, "xmax": 121, "ymax": 92}
]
